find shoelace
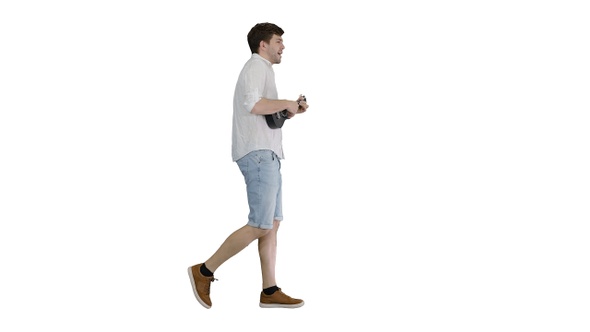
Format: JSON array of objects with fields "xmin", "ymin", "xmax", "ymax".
[{"xmin": 204, "ymin": 277, "xmax": 218, "ymax": 294}]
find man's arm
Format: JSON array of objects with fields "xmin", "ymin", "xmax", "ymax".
[{"xmin": 250, "ymin": 98, "xmax": 300, "ymax": 115}]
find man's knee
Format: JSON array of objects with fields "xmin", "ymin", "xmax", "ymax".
[{"xmin": 247, "ymin": 225, "xmax": 273, "ymax": 238}]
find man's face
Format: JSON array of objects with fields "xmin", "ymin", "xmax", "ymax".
[{"xmin": 263, "ymin": 34, "xmax": 285, "ymax": 64}]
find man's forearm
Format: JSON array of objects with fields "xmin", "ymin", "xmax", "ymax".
[{"xmin": 251, "ymin": 98, "xmax": 296, "ymax": 115}]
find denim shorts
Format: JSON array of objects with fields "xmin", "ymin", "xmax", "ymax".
[{"xmin": 236, "ymin": 149, "xmax": 283, "ymax": 229}]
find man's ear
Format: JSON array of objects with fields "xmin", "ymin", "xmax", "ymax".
[{"xmin": 259, "ymin": 40, "xmax": 267, "ymax": 51}]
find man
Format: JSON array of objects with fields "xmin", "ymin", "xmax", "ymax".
[{"xmin": 188, "ymin": 22, "xmax": 308, "ymax": 309}]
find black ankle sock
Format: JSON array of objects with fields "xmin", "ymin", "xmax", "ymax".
[
  {"xmin": 263, "ymin": 285, "xmax": 279, "ymax": 295},
  {"xmin": 200, "ymin": 263, "xmax": 213, "ymax": 277}
]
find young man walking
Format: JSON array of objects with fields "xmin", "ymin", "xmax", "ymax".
[{"xmin": 188, "ymin": 22, "xmax": 308, "ymax": 309}]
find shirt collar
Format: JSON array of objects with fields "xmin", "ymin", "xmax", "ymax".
[{"xmin": 252, "ymin": 53, "xmax": 272, "ymax": 66}]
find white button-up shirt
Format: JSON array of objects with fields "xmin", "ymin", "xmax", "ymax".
[{"xmin": 232, "ymin": 53, "xmax": 284, "ymax": 161}]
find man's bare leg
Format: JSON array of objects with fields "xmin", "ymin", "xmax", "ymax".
[
  {"xmin": 204, "ymin": 225, "xmax": 271, "ymax": 273},
  {"xmin": 258, "ymin": 220, "xmax": 280, "ymax": 288}
]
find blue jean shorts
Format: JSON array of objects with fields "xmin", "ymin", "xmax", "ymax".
[{"xmin": 236, "ymin": 149, "xmax": 283, "ymax": 230}]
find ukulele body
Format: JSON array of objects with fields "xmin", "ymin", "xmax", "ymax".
[{"xmin": 265, "ymin": 110, "xmax": 289, "ymax": 129}]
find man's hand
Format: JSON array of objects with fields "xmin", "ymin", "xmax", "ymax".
[
  {"xmin": 297, "ymin": 95, "xmax": 308, "ymax": 114},
  {"xmin": 287, "ymin": 95, "xmax": 308, "ymax": 118}
]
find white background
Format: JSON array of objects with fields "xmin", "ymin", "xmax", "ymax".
[{"xmin": 1, "ymin": 0, "xmax": 589, "ymax": 331}]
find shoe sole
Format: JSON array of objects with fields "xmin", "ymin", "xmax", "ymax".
[
  {"xmin": 187, "ymin": 266, "xmax": 211, "ymax": 309},
  {"xmin": 259, "ymin": 301, "xmax": 305, "ymax": 308}
]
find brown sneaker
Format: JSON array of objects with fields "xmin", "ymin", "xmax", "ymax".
[
  {"xmin": 259, "ymin": 288, "xmax": 304, "ymax": 308},
  {"xmin": 188, "ymin": 263, "xmax": 216, "ymax": 309}
]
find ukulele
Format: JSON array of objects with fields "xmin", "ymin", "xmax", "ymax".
[{"xmin": 265, "ymin": 95, "xmax": 306, "ymax": 129}]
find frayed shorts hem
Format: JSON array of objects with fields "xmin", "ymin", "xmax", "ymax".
[{"xmin": 247, "ymin": 217, "xmax": 283, "ymax": 230}]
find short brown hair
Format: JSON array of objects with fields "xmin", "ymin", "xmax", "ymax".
[{"xmin": 247, "ymin": 22, "xmax": 284, "ymax": 54}]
